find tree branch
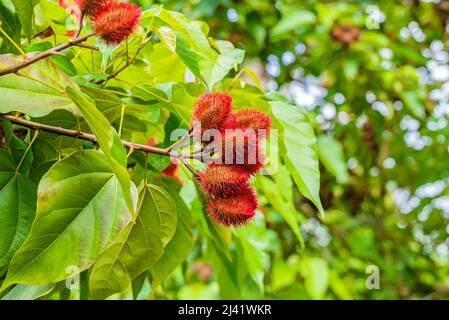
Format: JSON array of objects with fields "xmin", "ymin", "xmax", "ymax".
[
  {"xmin": 0, "ymin": 114, "xmax": 174, "ymax": 157},
  {"xmin": 0, "ymin": 33, "xmax": 95, "ymax": 76}
]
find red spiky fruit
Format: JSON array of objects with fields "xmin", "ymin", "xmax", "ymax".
[
  {"xmin": 207, "ymin": 185, "xmax": 258, "ymax": 226},
  {"xmin": 234, "ymin": 109, "xmax": 271, "ymax": 139},
  {"xmin": 74, "ymin": 0, "xmax": 111, "ymax": 15},
  {"xmin": 193, "ymin": 93, "xmax": 233, "ymax": 133},
  {"xmin": 217, "ymin": 128, "xmax": 261, "ymax": 165},
  {"xmin": 92, "ymin": 1, "xmax": 142, "ymax": 45},
  {"xmin": 197, "ymin": 164, "xmax": 249, "ymax": 197}
]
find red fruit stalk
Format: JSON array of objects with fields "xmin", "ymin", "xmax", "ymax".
[
  {"xmin": 92, "ymin": 1, "xmax": 142, "ymax": 45},
  {"xmin": 197, "ymin": 164, "xmax": 249, "ymax": 197},
  {"xmin": 207, "ymin": 185, "xmax": 258, "ymax": 226}
]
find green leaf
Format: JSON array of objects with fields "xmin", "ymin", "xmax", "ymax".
[
  {"xmin": 66, "ymin": 87, "xmax": 134, "ymax": 216},
  {"xmin": 300, "ymin": 257, "xmax": 329, "ymax": 300},
  {"xmin": 258, "ymin": 176, "xmax": 304, "ymax": 247},
  {"xmin": 0, "ymin": 150, "xmax": 36, "ymax": 268},
  {"xmin": 89, "ymin": 184, "xmax": 177, "ymax": 299},
  {"xmin": 1, "ymin": 283, "xmax": 55, "ymax": 300},
  {"xmin": 0, "ymin": 1, "xmax": 22, "ymax": 54},
  {"xmin": 400, "ymin": 90, "xmax": 425, "ymax": 119},
  {"xmin": 11, "ymin": 0, "xmax": 39, "ymax": 41},
  {"xmin": 317, "ymin": 135, "xmax": 349, "ymax": 184},
  {"xmin": 200, "ymin": 48, "xmax": 245, "ymax": 89},
  {"xmin": 151, "ymin": 184, "xmax": 194, "ymax": 288},
  {"xmin": 175, "ymin": 33, "xmax": 201, "ymax": 80},
  {"xmin": 0, "ymin": 56, "xmax": 79, "ymax": 117},
  {"xmin": 270, "ymin": 101, "xmax": 324, "ymax": 216},
  {"xmin": 1, "ymin": 150, "xmax": 136, "ymax": 288},
  {"xmin": 271, "ymin": 10, "xmax": 316, "ymax": 38},
  {"xmin": 234, "ymin": 214, "xmax": 268, "ymax": 292}
]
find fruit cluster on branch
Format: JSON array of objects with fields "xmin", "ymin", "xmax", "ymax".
[{"xmin": 192, "ymin": 93, "xmax": 272, "ymax": 226}]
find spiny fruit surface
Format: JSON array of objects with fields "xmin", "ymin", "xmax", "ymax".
[
  {"xmin": 218, "ymin": 129, "xmax": 260, "ymax": 166},
  {"xmin": 92, "ymin": 1, "xmax": 142, "ymax": 45},
  {"xmin": 75, "ymin": 0, "xmax": 111, "ymax": 15},
  {"xmin": 193, "ymin": 93, "xmax": 233, "ymax": 133},
  {"xmin": 197, "ymin": 164, "xmax": 249, "ymax": 197},
  {"xmin": 234, "ymin": 109, "xmax": 272, "ymax": 138},
  {"xmin": 207, "ymin": 185, "xmax": 258, "ymax": 226}
]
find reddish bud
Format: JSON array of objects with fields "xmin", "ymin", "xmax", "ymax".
[
  {"xmin": 197, "ymin": 164, "xmax": 249, "ymax": 197},
  {"xmin": 234, "ymin": 109, "xmax": 271, "ymax": 138},
  {"xmin": 207, "ymin": 185, "xmax": 258, "ymax": 227},
  {"xmin": 193, "ymin": 93, "xmax": 233, "ymax": 133},
  {"xmin": 92, "ymin": 1, "xmax": 142, "ymax": 45},
  {"xmin": 163, "ymin": 161, "xmax": 183, "ymax": 185}
]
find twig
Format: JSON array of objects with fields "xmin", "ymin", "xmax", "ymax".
[
  {"xmin": 1, "ymin": 114, "xmax": 173, "ymax": 157},
  {"xmin": 93, "ymin": 36, "xmax": 152, "ymax": 84},
  {"xmin": 74, "ymin": 43, "xmax": 99, "ymax": 51},
  {"xmin": 0, "ymin": 33, "xmax": 95, "ymax": 76}
]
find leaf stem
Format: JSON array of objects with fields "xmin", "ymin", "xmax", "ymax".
[
  {"xmin": 0, "ymin": 26, "xmax": 26, "ymax": 57},
  {"xmin": 16, "ymin": 129, "xmax": 40, "ymax": 174}
]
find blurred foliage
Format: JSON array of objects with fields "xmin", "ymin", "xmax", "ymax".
[
  {"xmin": 135, "ymin": 0, "xmax": 449, "ymax": 300},
  {"xmin": 1, "ymin": 0, "xmax": 449, "ymax": 300}
]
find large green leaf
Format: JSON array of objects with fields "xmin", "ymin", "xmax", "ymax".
[
  {"xmin": 150, "ymin": 183, "xmax": 195, "ymax": 288},
  {"xmin": 270, "ymin": 101, "xmax": 324, "ymax": 216},
  {"xmin": 1, "ymin": 283, "xmax": 55, "ymax": 300},
  {"xmin": 1, "ymin": 150, "xmax": 136, "ymax": 288},
  {"xmin": 317, "ymin": 135, "xmax": 349, "ymax": 184},
  {"xmin": 89, "ymin": 185, "xmax": 177, "ymax": 299},
  {"xmin": 0, "ymin": 150, "xmax": 36, "ymax": 268},
  {"xmin": 0, "ymin": 56, "xmax": 79, "ymax": 117},
  {"xmin": 66, "ymin": 87, "xmax": 134, "ymax": 215}
]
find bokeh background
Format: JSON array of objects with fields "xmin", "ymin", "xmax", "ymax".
[{"xmin": 130, "ymin": 0, "xmax": 449, "ymax": 299}]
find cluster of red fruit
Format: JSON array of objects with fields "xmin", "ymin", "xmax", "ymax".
[
  {"xmin": 62, "ymin": 0, "xmax": 142, "ymax": 45},
  {"xmin": 192, "ymin": 93, "xmax": 271, "ymax": 227}
]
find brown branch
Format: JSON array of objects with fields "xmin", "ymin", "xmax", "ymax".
[
  {"xmin": 0, "ymin": 114, "xmax": 174, "ymax": 157},
  {"xmin": 0, "ymin": 33, "xmax": 95, "ymax": 76}
]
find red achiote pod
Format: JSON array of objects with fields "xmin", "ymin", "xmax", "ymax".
[
  {"xmin": 193, "ymin": 93, "xmax": 233, "ymax": 133},
  {"xmin": 74, "ymin": 0, "xmax": 111, "ymax": 16},
  {"xmin": 197, "ymin": 164, "xmax": 249, "ymax": 197},
  {"xmin": 217, "ymin": 128, "xmax": 264, "ymax": 172},
  {"xmin": 234, "ymin": 109, "xmax": 271, "ymax": 138},
  {"xmin": 92, "ymin": 1, "xmax": 142, "ymax": 45},
  {"xmin": 207, "ymin": 185, "xmax": 258, "ymax": 226}
]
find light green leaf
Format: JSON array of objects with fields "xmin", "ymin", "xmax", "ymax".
[
  {"xmin": 234, "ymin": 214, "xmax": 268, "ymax": 292},
  {"xmin": 11, "ymin": 0, "xmax": 40, "ymax": 41},
  {"xmin": 0, "ymin": 56, "xmax": 79, "ymax": 117},
  {"xmin": 271, "ymin": 10, "xmax": 316, "ymax": 38},
  {"xmin": 2, "ymin": 150, "xmax": 136, "ymax": 288},
  {"xmin": 151, "ymin": 184, "xmax": 194, "ymax": 288},
  {"xmin": 200, "ymin": 48, "xmax": 245, "ymax": 89},
  {"xmin": 271, "ymin": 101, "xmax": 324, "ymax": 216},
  {"xmin": 400, "ymin": 90, "xmax": 425, "ymax": 119},
  {"xmin": 0, "ymin": 150, "xmax": 36, "ymax": 268},
  {"xmin": 1, "ymin": 283, "xmax": 55, "ymax": 300},
  {"xmin": 66, "ymin": 87, "xmax": 134, "ymax": 215},
  {"xmin": 258, "ymin": 176, "xmax": 304, "ymax": 247},
  {"xmin": 317, "ymin": 135, "xmax": 349, "ymax": 184},
  {"xmin": 89, "ymin": 185, "xmax": 177, "ymax": 299},
  {"xmin": 300, "ymin": 257, "xmax": 329, "ymax": 300}
]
